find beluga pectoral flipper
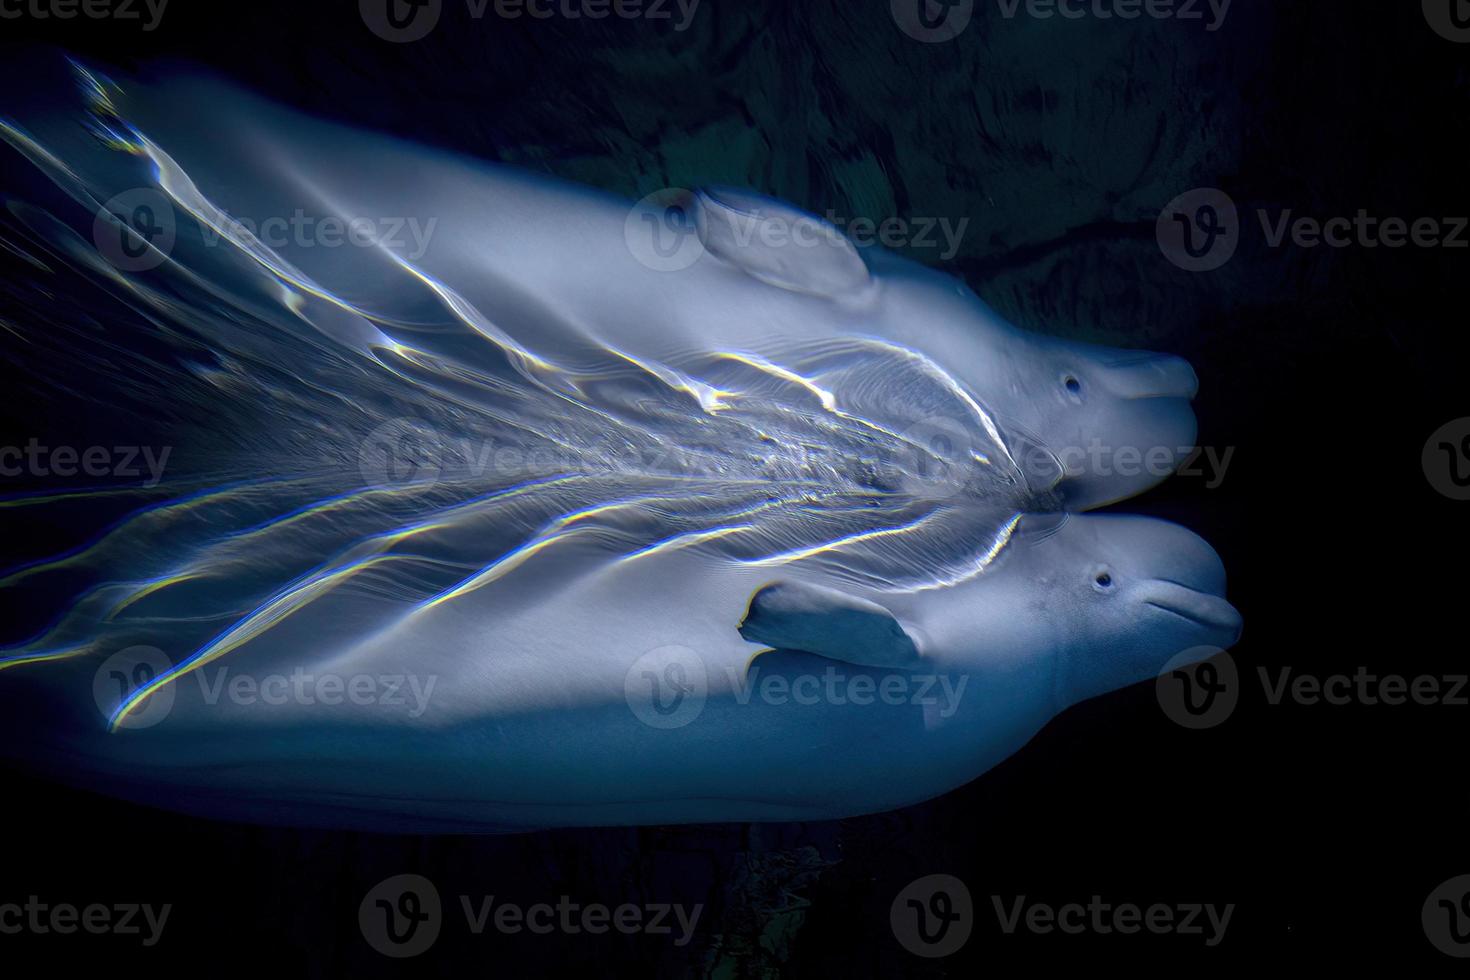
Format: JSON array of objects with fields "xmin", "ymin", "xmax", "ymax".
[{"xmin": 738, "ymin": 580, "xmax": 922, "ymax": 669}]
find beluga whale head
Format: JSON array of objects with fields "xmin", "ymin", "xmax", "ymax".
[
  {"xmin": 994, "ymin": 334, "xmax": 1201, "ymax": 510},
  {"xmin": 856, "ymin": 251, "xmax": 1202, "ymax": 510},
  {"xmin": 686, "ymin": 187, "xmax": 1203, "ymax": 510},
  {"xmin": 916, "ymin": 511, "xmax": 1242, "ymax": 710},
  {"xmin": 738, "ymin": 510, "xmax": 1241, "ymax": 742},
  {"xmin": 1017, "ymin": 513, "xmax": 1240, "ymax": 707}
]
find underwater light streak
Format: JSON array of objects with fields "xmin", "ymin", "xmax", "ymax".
[
  {"xmin": 0, "ymin": 644, "xmax": 92, "ymax": 672},
  {"xmin": 605, "ymin": 345, "xmax": 729, "ymax": 414},
  {"xmin": 710, "ymin": 350, "xmax": 911, "ymax": 445},
  {"xmin": 372, "ymin": 245, "xmax": 557, "ymax": 374},
  {"xmin": 104, "ymin": 475, "xmax": 584, "ymax": 727},
  {"xmin": 852, "ymin": 337, "xmax": 1018, "ymax": 472},
  {"xmin": 107, "ymin": 552, "xmax": 436, "ymax": 730},
  {"xmin": 101, "ymin": 483, "xmax": 436, "ymax": 619},
  {"xmin": 0, "ymin": 476, "xmax": 314, "ymax": 587},
  {"xmin": 617, "ymin": 523, "xmax": 754, "ymax": 563},
  {"xmin": 739, "ymin": 512, "xmax": 940, "ymax": 567},
  {"xmin": 0, "ymin": 119, "xmax": 87, "ymax": 187},
  {"xmin": 907, "ymin": 511, "xmax": 1022, "ymax": 592},
  {"xmin": 411, "ymin": 494, "xmax": 683, "ymax": 612},
  {"xmin": 413, "ymin": 485, "xmax": 814, "ymax": 611}
]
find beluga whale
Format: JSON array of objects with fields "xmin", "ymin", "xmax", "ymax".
[{"xmin": 0, "ymin": 61, "xmax": 1239, "ymax": 831}]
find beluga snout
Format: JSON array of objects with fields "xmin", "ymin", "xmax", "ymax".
[
  {"xmin": 1044, "ymin": 513, "xmax": 1242, "ymax": 707},
  {"xmin": 1098, "ymin": 351, "xmax": 1200, "ymax": 401},
  {"xmin": 995, "ymin": 335, "xmax": 1203, "ymax": 510}
]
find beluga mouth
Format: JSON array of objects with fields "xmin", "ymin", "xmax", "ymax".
[
  {"xmin": 1142, "ymin": 581, "xmax": 1243, "ymax": 644},
  {"xmin": 1101, "ymin": 351, "xmax": 1200, "ymax": 400}
]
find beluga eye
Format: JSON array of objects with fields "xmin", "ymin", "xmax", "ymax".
[{"xmin": 1092, "ymin": 568, "xmax": 1115, "ymax": 592}]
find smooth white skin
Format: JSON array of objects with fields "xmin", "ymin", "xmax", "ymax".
[
  {"xmin": 861, "ymin": 258, "xmax": 1201, "ymax": 508},
  {"xmin": 0, "ymin": 73, "xmax": 1231, "ymax": 830},
  {"xmin": 52, "ymin": 513, "xmax": 1239, "ymax": 830},
  {"xmin": 106, "ymin": 75, "xmax": 1200, "ymax": 509}
]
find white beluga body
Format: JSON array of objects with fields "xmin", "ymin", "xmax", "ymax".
[
  {"xmin": 80, "ymin": 70, "xmax": 1201, "ymax": 508},
  {"xmin": 9, "ymin": 511, "xmax": 1239, "ymax": 832},
  {"xmin": 0, "ymin": 64, "xmax": 1239, "ymax": 831}
]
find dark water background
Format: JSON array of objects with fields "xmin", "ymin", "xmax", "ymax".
[{"xmin": 0, "ymin": 0, "xmax": 1466, "ymax": 972}]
